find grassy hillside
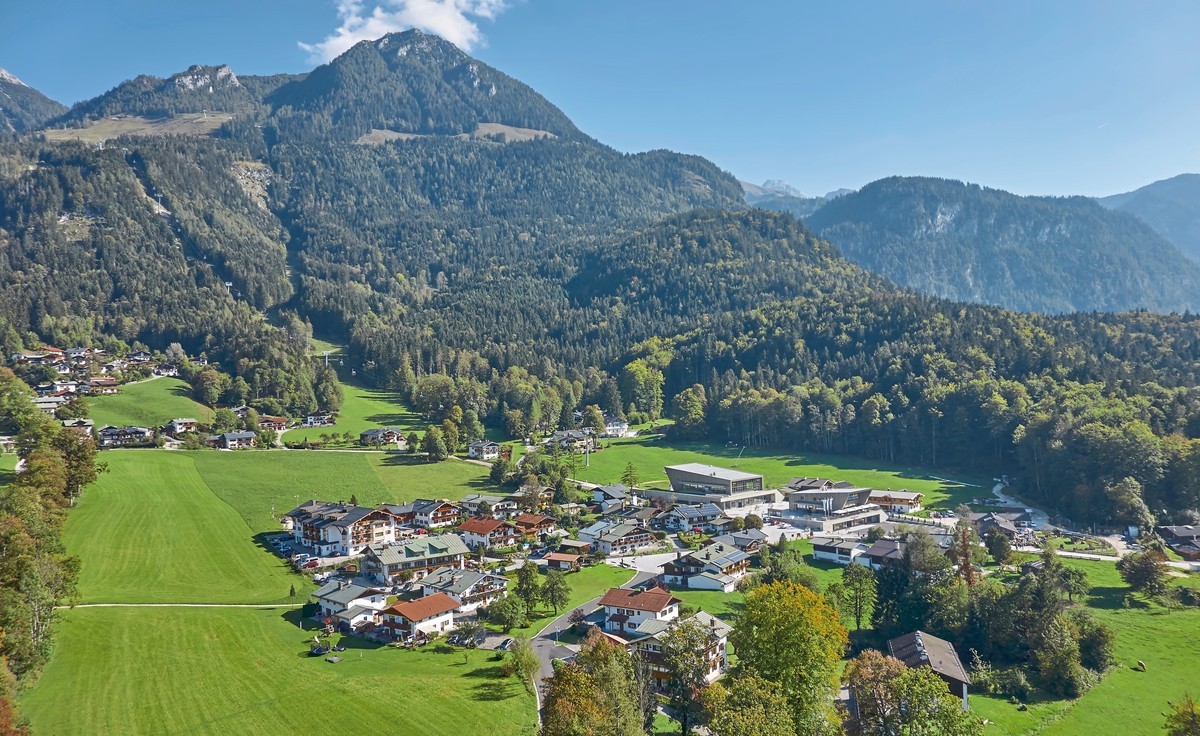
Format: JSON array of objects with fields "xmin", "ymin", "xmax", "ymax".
[
  {"xmin": 64, "ymin": 451, "xmax": 304, "ymax": 604},
  {"xmin": 575, "ymin": 435, "xmax": 985, "ymax": 510},
  {"xmin": 283, "ymin": 368, "xmax": 424, "ymax": 442},
  {"xmin": 20, "ymin": 606, "xmax": 535, "ymax": 736},
  {"xmin": 192, "ymin": 451, "xmax": 491, "ymax": 531},
  {"xmin": 87, "ymin": 377, "xmax": 214, "ymax": 428}
]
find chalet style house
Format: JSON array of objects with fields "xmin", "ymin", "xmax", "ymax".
[
  {"xmin": 512, "ymin": 512, "xmax": 556, "ymax": 538},
  {"xmin": 285, "ymin": 501, "xmax": 403, "ymax": 556},
  {"xmin": 629, "ymin": 611, "xmax": 731, "ymax": 692},
  {"xmin": 467, "ymin": 440, "xmax": 501, "ymax": 460},
  {"xmin": 457, "ymin": 517, "xmax": 521, "ymax": 550},
  {"xmin": 97, "ymin": 425, "xmax": 153, "ymax": 448},
  {"xmin": 380, "ymin": 593, "xmax": 460, "ymax": 644},
  {"xmin": 660, "ymin": 542, "xmax": 750, "ymax": 592},
  {"xmin": 361, "ymin": 534, "xmax": 470, "ymax": 584},
  {"xmin": 599, "ymin": 587, "xmax": 682, "ymax": 638},
  {"xmin": 578, "ymin": 521, "xmax": 657, "ymax": 556},
  {"xmin": 418, "ymin": 567, "xmax": 509, "ymax": 613}
]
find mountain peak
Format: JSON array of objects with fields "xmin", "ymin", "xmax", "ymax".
[
  {"xmin": 370, "ymin": 29, "xmax": 468, "ymax": 68},
  {"xmin": 0, "ymin": 67, "xmax": 27, "ymax": 87},
  {"xmin": 170, "ymin": 64, "xmax": 241, "ymax": 92},
  {"xmin": 761, "ymin": 179, "xmax": 805, "ymax": 198}
]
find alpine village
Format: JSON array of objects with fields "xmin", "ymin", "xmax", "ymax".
[{"xmin": 3, "ymin": 15, "xmax": 1200, "ymax": 736}]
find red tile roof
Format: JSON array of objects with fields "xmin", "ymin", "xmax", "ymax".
[
  {"xmin": 384, "ymin": 593, "xmax": 459, "ymax": 621},
  {"xmin": 458, "ymin": 517, "xmax": 515, "ymax": 535},
  {"xmin": 598, "ymin": 587, "xmax": 682, "ymax": 613}
]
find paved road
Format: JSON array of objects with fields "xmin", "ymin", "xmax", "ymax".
[
  {"xmin": 63, "ymin": 602, "xmax": 298, "ymax": 608},
  {"xmin": 530, "ymin": 569, "xmax": 651, "ymax": 718}
]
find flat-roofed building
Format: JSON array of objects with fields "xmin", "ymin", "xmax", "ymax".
[
  {"xmin": 643, "ymin": 464, "xmax": 780, "ymax": 510},
  {"xmin": 784, "ymin": 478, "xmax": 886, "ymax": 533}
]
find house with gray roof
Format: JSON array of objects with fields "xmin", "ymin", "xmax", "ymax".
[
  {"xmin": 627, "ymin": 611, "xmax": 732, "ymax": 692},
  {"xmin": 709, "ymin": 528, "xmax": 769, "ymax": 553},
  {"xmin": 888, "ymin": 630, "xmax": 972, "ymax": 708},
  {"xmin": 311, "ymin": 581, "xmax": 388, "ymax": 631},
  {"xmin": 285, "ymin": 500, "xmax": 404, "ymax": 556},
  {"xmin": 661, "ymin": 542, "xmax": 750, "ymax": 591},
  {"xmin": 578, "ymin": 520, "xmax": 657, "ymax": 556},
  {"xmin": 662, "ymin": 503, "xmax": 726, "ymax": 532},
  {"xmin": 361, "ymin": 534, "xmax": 470, "ymax": 584},
  {"xmin": 419, "ymin": 566, "xmax": 509, "ymax": 613}
]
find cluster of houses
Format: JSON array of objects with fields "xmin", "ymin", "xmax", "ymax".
[{"xmin": 13, "ymin": 346, "xmax": 190, "ymax": 400}]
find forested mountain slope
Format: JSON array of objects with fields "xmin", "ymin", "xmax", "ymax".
[
  {"xmin": 1100, "ymin": 173, "xmax": 1200, "ymax": 262},
  {"xmin": 1, "ymin": 32, "xmax": 1199, "ymax": 530},
  {"xmin": 0, "ymin": 68, "xmax": 66, "ymax": 134},
  {"xmin": 804, "ymin": 176, "xmax": 1200, "ymax": 313}
]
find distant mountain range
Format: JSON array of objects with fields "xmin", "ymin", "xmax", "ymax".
[
  {"xmin": 800, "ymin": 176, "xmax": 1200, "ymax": 313},
  {"xmin": 1099, "ymin": 174, "xmax": 1200, "ymax": 262},
  {"xmin": 0, "ymin": 67, "xmax": 66, "ymax": 133}
]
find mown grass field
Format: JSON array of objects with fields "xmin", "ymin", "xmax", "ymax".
[
  {"xmin": 86, "ymin": 376, "xmax": 214, "ymax": 429},
  {"xmin": 21, "ymin": 606, "xmax": 535, "ymax": 736},
  {"xmin": 64, "ymin": 451, "xmax": 304, "ymax": 604},
  {"xmin": 193, "ymin": 451, "xmax": 492, "ymax": 531},
  {"xmin": 500, "ymin": 564, "xmax": 634, "ymax": 636},
  {"xmin": 572, "ymin": 435, "xmax": 986, "ymax": 509}
]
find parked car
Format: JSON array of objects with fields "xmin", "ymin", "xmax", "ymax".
[
  {"xmin": 291, "ymin": 553, "xmax": 310, "ymax": 562},
  {"xmin": 302, "ymin": 559, "xmax": 321, "ymax": 570}
]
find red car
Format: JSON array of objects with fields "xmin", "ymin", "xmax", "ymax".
[{"xmin": 302, "ymin": 559, "xmax": 321, "ymax": 570}]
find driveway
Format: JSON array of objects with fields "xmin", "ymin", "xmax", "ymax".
[{"xmin": 530, "ymin": 569, "xmax": 652, "ymax": 718}]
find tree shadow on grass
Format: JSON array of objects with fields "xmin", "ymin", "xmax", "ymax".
[
  {"xmin": 1087, "ymin": 585, "xmax": 1150, "ymax": 610},
  {"xmin": 0, "ymin": 465, "xmax": 15, "ymax": 488},
  {"xmin": 378, "ymin": 453, "xmax": 435, "ymax": 467}
]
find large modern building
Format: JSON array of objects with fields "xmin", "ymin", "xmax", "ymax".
[
  {"xmin": 645, "ymin": 464, "xmax": 780, "ymax": 510},
  {"xmin": 783, "ymin": 478, "xmax": 886, "ymax": 533}
]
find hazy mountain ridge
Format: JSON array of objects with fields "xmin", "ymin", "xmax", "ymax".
[
  {"xmin": 1100, "ymin": 173, "xmax": 1200, "ymax": 262},
  {"xmin": 803, "ymin": 176, "xmax": 1200, "ymax": 313}
]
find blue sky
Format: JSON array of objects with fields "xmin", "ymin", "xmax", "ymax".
[{"xmin": 2, "ymin": 0, "xmax": 1197, "ymax": 197}]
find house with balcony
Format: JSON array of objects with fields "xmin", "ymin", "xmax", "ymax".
[
  {"xmin": 311, "ymin": 581, "xmax": 388, "ymax": 631},
  {"xmin": 458, "ymin": 494, "xmax": 518, "ymax": 519},
  {"xmin": 359, "ymin": 427, "xmax": 408, "ymax": 449},
  {"xmin": 419, "ymin": 567, "xmax": 509, "ymax": 613},
  {"xmin": 784, "ymin": 479, "xmax": 886, "ymax": 533},
  {"xmin": 379, "ymin": 593, "xmax": 460, "ymax": 644},
  {"xmin": 598, "ymin": 587, "xmax": 681, "ymax": 638},
  {"xmin": 284, "ymin": 500, "xmax": 403, "ymax": 556},
  {"xmin": 361, "ymin": 534, "xmax": 470, "ymax": 584},
  {"xmin": 206, "ymin": 431, "xmax": 257, "ymax": 450},
  {"xmin": 97, "ymin": 425, "xmax": 153, "ymax": 448},
  {"xmin": 457, "ymin": 517, "xmax": 521, "ymax": 550},
  {"xmin": 578, "ymin": 521, "xmax": 657, "ymax": 556},
  {"xmin": 869, "ymin": 490, "xmax": 925, "ymax": 514},
  {"xmin": 709, "ymin": 528, "xmax": 769, "ymax": 553},
  {"xmin": 660, "ymin": 542, "xmax": 750, "ymax": 592},
  {"xmin": 512, "ymin": 512, "xmax": 556, "ymax": 539},
  {"xmin": 467, "ymin": 440, "xmax": 501, "ymax": 460},
  {"xmin": 627, "ymin": 612, "xmax": 731, "ymax": 691}
]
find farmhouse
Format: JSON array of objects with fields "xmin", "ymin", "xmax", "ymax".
[
  {"xmin": 542, "ymin": 428, "xmax": 596, "ymax": 453},
  {"xmin": 467, "ymin": 440, "xmax": 501, "ymax": 460},
  {"xmin": 60, "ymin": 418, "xmax": 95, "ymax": 434},
  {"xmin": 578, "ymin": 521, "xmax": 657, "ymax": 556},
  {"xmin": 303, "ymin": 411, "xmax": 334, "ymax": 427},
  {"xmin": 604, "ymin": 416, "xmax": 631, "ymax": 438},
  {"xmin": 887, "ymin": 630, "xmax": 972, "ymax": 708},
  {"xmin": 361, "ymin": 534, "xmax": 470, "ymax": 584},
  {"xmin": 418, "ymin": 567, "xmax": 508, "ymax": 613},
  {"xmin": 599, "ymin": 587, "xmax": 681, "ymax": 638},
  {"xmin": 258, "ymin": 415, "xmax": 288, "ymax": 431},
  {"xmin": 457, "ymin": 517, "xmax": 521, "ymax": 550},
  {"xmin": 869, "ymin": 490, "xmax": 925, "ymax": 514},
  {"xmin": 285, "ymin": 500, "xmax": 403, "ymax": 556},
  {"xmin": 458, "ymin": 494, "xmax": 518, "ymax": 519},
  {"xmin": 593, "ymin": 484, "xmax": 629, "ymax": 505},
  {"xmin": 647, "ymin": 464, "xmax": 780, "ymax": 510},
  {"xmin": 380, "ymin": 593, "xmax": 460, "ymax": 644},
  {"xmin": 408, "ymin": 499, "xmax": 461, "ymax": 529},
  {"xmin": 97, "ymin": 425, "xmax": 153, "ymax": 448},
  {"xmin": 359, "ymin": 427, "xmax": 408, "ymax": 449},
  {"xmin": 165, "ymin": 418, "xmax": 198, "ymax": 436},
  {"xmin": 206, "ymin": 431, "xmax": 257, "ymax": 450}
]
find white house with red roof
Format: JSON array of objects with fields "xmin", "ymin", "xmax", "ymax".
[{"xmin": 598, "ymin": 586, "xmax": 682, "ymax": 638}]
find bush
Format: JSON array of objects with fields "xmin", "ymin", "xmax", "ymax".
[{"xmin": 992, "ymin": 668, "xmax": 1032, "ymax": 700}]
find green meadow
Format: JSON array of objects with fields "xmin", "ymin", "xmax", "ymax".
[
  {"xmin": 21, "ymin": 606, "xmax": 535, "ymax": 736},
  {"xmin": 573, "ymin": 435, "xmax": 986, "ymax": 509},
  {"xmin": 86, "ymin": 376, "xmax": 214, "ymax": 428}
]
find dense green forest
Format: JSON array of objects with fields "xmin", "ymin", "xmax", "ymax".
[
  {"xmin": 1, "ymin": 29, "xmax": 1199, "ymax": 533},
  {"xmin": 804, "ymin": 176, "xmax": 1200, "ymax": 313}
]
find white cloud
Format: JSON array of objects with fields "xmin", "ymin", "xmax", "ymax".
[{"xmin": 300, "ymin": 0, "xmax": 509, "ymax": 64}]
